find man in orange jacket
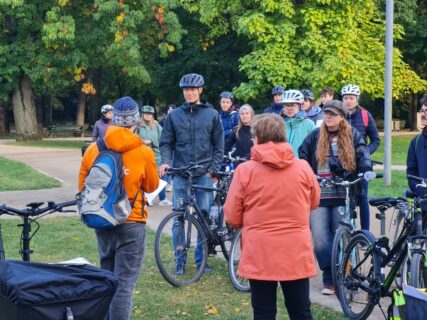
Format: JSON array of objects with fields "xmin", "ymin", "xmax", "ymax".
[{"xmin": 79, "ymin": 96, "xmax": 159, "ymax": 320}]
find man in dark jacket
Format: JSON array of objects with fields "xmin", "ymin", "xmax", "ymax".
[
  {"xmin": 159, "ymin": 73, "xmax": 224, "ymax": 275},
  {"xmin": 407, "ymin": 95, "xmax": 427, "ymax": 199},
  {"xmin": 341, "ymin": 84, "xmax": 380, "ymax": 231},
  {"xmin": 263, "ymin": 85, "xmax": 285, "ymax": 114}
]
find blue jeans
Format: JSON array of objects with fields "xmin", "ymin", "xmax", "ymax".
[
  {"xmin": 310, "ymin": 206, "xmax": 343, "ymax": 286},
  {"xmin": 95, "ymin": 223, "xmax": 147, "ymax": 320},
  {"xmin": 359, "ymin": 179, "xmax": 370, "ymax": 230},
  {"xmin": 172, "ymin": 175, "xmax": 213, "ymax": 267}
]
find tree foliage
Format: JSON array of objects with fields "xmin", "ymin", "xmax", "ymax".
[{"xmin": 185, "ymin": 0, "xmax": 427, "ymax": 100}]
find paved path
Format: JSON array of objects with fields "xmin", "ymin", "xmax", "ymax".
[{"xmin": 0, "ymin": 139, "xmax": 393, "ymax": 318}]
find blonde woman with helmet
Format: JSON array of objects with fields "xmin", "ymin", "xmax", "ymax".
[
  {"xmin": 224, "ymin": 104, "xmax": 254, "ymax": 165},
  {"xmin": 138, "ymin": 105, "xmax": 172, "ymax": 206}
]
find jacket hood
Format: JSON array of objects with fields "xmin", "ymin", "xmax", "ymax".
[
  {"xmin": 251, "ymin": 142, "xmax": 294, "ymax": 169},
  {"xmin": 104, "ymin": 126, "xmax": 142, "ymax": 152},
  {"xmin": 304, "ymin": 106, "xmax": 322, "ymax": 117},
  {"xmin": 181, "ymin": 100, "xmax": 213, "ymax": 111}
]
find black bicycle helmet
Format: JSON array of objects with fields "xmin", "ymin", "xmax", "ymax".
[
  {"xmin": 300, "ymin": 89, "xmax": 315, "ymax": 101},
  {"xmin": 179, "ymin": 73, "xmax": 205, "ymax": 88},
  {"xmin": 220, "ymin": 91, "xmax": 234, "ymax": 100},
  {"xmin": 272, "ymin": 85, "xmax": 285, "ymax": 95}
]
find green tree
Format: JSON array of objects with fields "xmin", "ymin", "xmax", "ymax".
[{"xmin": 185, "ymin": 0, "xmax": 427, "ymax": 100}]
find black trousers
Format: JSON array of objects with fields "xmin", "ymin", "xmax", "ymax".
[{"xmin": 249, "ymin": 278, "xmax": 313, "ymax": 320}]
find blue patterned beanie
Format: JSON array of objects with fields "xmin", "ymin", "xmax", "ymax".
[{"xmin": 112, "ymin": 96, "xmax": 140, "ymax": 127}]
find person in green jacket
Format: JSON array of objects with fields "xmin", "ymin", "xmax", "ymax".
[
  {"xmin": 280, "ymin": 90, "xmax": 315, "ymax": 158},
  {"xmin": 139, "ymin": 105, "xmax": 172, "ymax": 206}
]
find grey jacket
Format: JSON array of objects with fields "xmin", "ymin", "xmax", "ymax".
[{"xmin": 160, "ymin": 101, "xmax": 224, "ymax": 176}]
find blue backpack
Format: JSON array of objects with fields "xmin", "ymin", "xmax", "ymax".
[{"xmin": 77, "ymin": 140, "xmax": 133, "ymax": 229}]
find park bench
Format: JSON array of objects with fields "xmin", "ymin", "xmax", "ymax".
[{"xmin": 47, "ymin": 124, "xmax": 84, "ymax": 138}]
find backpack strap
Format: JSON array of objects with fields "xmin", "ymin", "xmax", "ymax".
[
  {"xmin": 361, "ymin": 109, "xmax": 369, "ymax": 127},
  {"xmin": 415, "ymin": 133, "xmax": 421, "ymax": 150}
]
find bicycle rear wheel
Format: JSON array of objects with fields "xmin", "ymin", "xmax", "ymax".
[
  {"xmin": 228, "ymin": 228, "xmax": 250, "ymax": 292},
  {"xmin": 410, "ymin": 252, "xmax": 427, "ymax": 288},
  {"xmin": 337, "ymin": 232, "xmax": 379, "ymax": 320},
  {"xmin": 331, "ymin": 225, "xmax": 352, "ymax": 292},
  {"xmin": 154, "ymin": 211, "xmax": 208, "ymax": 287}
]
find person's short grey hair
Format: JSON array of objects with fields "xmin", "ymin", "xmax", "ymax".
[{"xmin": 251, "ymin": 114, "xmax": 287, "ymax": 144}]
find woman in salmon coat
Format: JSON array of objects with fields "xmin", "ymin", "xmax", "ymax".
[{"xmin": 224, "ymin": 114, "xmax": 320, "ymax": 320}]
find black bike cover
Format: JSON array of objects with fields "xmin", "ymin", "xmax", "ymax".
[{"xmin": 0, "ymin": 260, "xmax": 118, "ymax": 320}]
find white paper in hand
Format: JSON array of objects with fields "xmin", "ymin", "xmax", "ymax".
[{"xmin": 145, "ymin": 179, "xmax": 168, "ymax": 204}]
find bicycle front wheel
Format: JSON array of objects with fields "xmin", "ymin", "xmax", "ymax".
[
  {"xmin": 337, "ymin": 232, "xmax": 379, "ymax": 320},
  {"xmin": 228, "ymin": 228, "xmax": 250, "ymax": 292},
  {"xmin": 331, "ymin": 225, "xmax": 352, "ymax": 292},
  {"xmin": 154, "ymin": 211, "xmax": 208, "ymax": 287},
  {"xmin": 410, "ymin": 252, "xmax": 427, "ymax": 288}
]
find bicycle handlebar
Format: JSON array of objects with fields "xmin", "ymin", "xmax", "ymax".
[
  {"xmin": 166, "ymin": 158, "xmax": 212, "ymax": 176},
  {"xmin": 0, "ymin": 200, "xmax": 77, "ymax": 217},
  {"xmin": 317, "ymin": 173, "xmax": 364, "ymax": 188}
]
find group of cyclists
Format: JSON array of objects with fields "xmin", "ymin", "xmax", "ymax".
[{"xmin": 84, "ymin": 71, "xmax": 427, "ymax": 320}]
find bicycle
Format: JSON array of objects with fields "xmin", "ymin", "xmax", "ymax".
[
  {"xmin": 0, "ymin": 200, "xmax": 77, "ymax": 261},
  {"xmin": 336, "ymin": 178, "xmax": 427, "ymax": 320},
  {"xmin": 154, "ymin": 159, "xmax": 236, "ymax": 287},
  {"xmin": 324, "ymin": 173, "xmax": 365, "ymax": 292}
]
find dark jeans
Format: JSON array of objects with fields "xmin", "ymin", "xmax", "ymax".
[
  {"xmin": 172, "ymin": 175, "xmax": 213, "ymax": 266},
  {"xmin": 359, "ymin": 178, "xmax": 370, "ymax": 230},
  {"xmin": 95, "ymin": 223, "xmax": 147, "ymax": 320},
  {"xmin": 249, "ymin": 278, "xmax": 313, "ymax": 320}
]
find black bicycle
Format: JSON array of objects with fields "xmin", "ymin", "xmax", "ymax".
[
  {"xmin": 0, "ymin": 200, "xmax": 77, "ymax": 261},
  {"xmin": 336, "ymin": 177, "xmax": 427, "ymax": 319},
  {"xmin": 154, "ymin": 159, "xmax": 235, "ymax": 286}
]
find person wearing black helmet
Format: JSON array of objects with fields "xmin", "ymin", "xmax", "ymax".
[
  {"xmin": 219, "ymin": 91, "xmax": 239, "ymax": 141},
  {"xmin": 159, "ymin": 73, "xmax": 224, "ymax": 275},
  {"xmin": 300, "ymin": 89, "xmax": 324, "ymax": 127},
  {"xmin": 263, "ymin": 85, "xmax": 285, "ymax": 114}
]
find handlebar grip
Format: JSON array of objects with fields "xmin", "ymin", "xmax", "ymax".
[
  {"xmin": 57, "ymin": 200, "xmax": 77, "ymax": 208},
  {"xmin": 375, "ymin": 173, "xmax": 383, "ymax": 179},
  {"xmin": 371, "ymin": 160, "xmax": 383, "ymax": 165}
]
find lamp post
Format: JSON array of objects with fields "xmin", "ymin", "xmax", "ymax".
[{"xmin": 384, "ymin": 0, "xmax": 394, "ymax": 185}]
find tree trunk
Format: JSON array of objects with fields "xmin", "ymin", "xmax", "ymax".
[
  {"xmin": 406, "ymin": 93, "xmax": 419, "ymax": 131},
  {"xmin": 76, "ymin": 91, "xmax": 86, "ymax": 127},
  {"xmin": 12, "ymin": 75, "xmax": 41, "ymax": 141},
  {"xmin": 0, "ymin": 100, "xmax": 8, "ymax": 135}
]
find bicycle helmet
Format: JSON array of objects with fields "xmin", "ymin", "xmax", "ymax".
[
  {"xmin": 272, "ymin": 85, "xmax": 285, "ymax": 96},
  {"xmin": 220, "ymin": 91, "xmax": 234, "ymax": 100},
  {"xmin": 300, "ymin": 89, "xmax": 315, "ymax": 101},
  {"xmin": 280, "ymin": 90, "xmax": 304, "ymax": 104},
  {"xmin": 341, "ymin": 84, "xmax": 360, "ymax": 97},
  {"xmin": 100, "ymin": 104, "xmax": 113, "ymax": 113},
  {"xmin": 179, "ymin": 73, "xmax": 205, "ymax": 88},
  {"xmin": 140, "ymin": 105, "xmax": 155, "ymax": 114}
]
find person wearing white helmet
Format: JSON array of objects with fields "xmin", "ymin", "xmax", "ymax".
[
  {"xmin": 300, "ymin": 89, "xmax": 324, "ymax": 127},
  {"xmin": 341, "ymin": 84, "xmax": 380, "ymax": 231},
  {"xmin": 280, "ymin": 90, "xmax": 315, "ymax": 158},
  {"xmin": 92, "ymin": 104, "xmax": 113, "ymax": 141}
]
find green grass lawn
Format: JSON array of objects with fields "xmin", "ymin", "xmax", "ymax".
[
  {"xmin": 6, "ymin": 140, "xmax": 86, "ymax": 149},
  {"xmin": 0, "ymin": 157, "xmax": 61, "ymax": 191},
  {"xmin": 371, "ymin": 135, "xmax": 416, "ymax": 165},
  {"xmin": 369, "ymin": 170, "xmax": 408, "ymax": 198},
  {"xmin": 0, "ymin": 217, "xmax": 346, "ymax": 320}
]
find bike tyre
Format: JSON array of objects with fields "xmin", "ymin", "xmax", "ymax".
[
  {"xmin": 331, "ymin": 225, "xmax": 352, "ymax": 292},
  {"xmin": 410, "ymin": 252, "xmax": 427, "ymax": 288},
  {"xmin": 228, "ymin": 228, "xmax": 250, "ymax": 292}
]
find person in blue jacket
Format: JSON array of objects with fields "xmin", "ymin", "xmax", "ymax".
[
  {"xmin": 407, "ymin": 95, "xmax": 427, "ymax": 200},
  {"xmin": 263, "ymin": 85, "xmax": 285, "ymax": 114},
  {"xmin": 219, "ymin": 91, "xmax": 239, "ymax": 141},
  {"xmin": 159, "ymin": 73, "xmax": 224, "ymax": 275},
  {"xmin": 300, "ymin": 89, "xmax": 324, "ymax": 127},
  {"xmin": 281, "ymin": 90, "xmax": 315, "ymax": 158},
  {"xmin": 341, "ymin": 84, "xmax": 380, "ymax": 231}
]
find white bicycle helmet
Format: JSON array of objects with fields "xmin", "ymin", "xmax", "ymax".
[
  {"xmin": 341, "ymin": 84, "xmax": 360, "ymax": 97},
  {"xmin": 280, "ymin": 90, "xmax": 304, "ymax": 104},
  {"xmin": 101, "ymin": 104, "xmax": 113, "ymax": 113}
]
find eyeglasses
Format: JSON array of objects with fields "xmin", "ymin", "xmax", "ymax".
[
  {"xmin": 420, "ymin": 108, "xmax": 427, "ymax": 113},
  {"xmin": 284, "ymin": 105, "xmax": 298, "ymax": 109}
]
